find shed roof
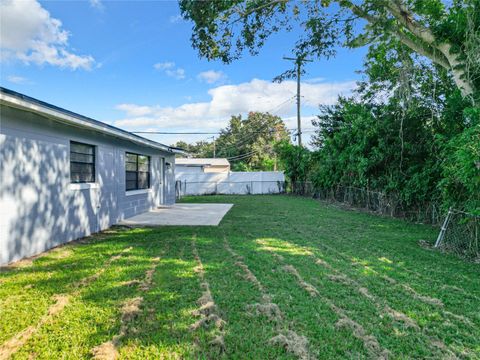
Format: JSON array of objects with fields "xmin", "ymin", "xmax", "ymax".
[
  {"xmin": 0, "ymin": 87, "xmax": 186, "ymax": 155},
  {"xmin": 175, "ymin": 158, "xmax": 230, "ymax": 167}
]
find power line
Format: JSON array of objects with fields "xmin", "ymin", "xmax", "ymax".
[
  {"xmin": 131, "ymin": 95, "xmax": 296, "ymax": 138},
  {"xmin": 228, "ymin": 150, "xmax": 260, "ymax": 162},
  {"xmin": 203, "ymin": 96, "xmax": 296, "ymax": 155}
]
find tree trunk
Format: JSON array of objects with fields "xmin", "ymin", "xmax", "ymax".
[
  {"xmin": 439, "ymin": 44, "xmax": 476, "ymax": 98},
  {"xmin": 342, "ymin": 0, "xmax": 477, "ymax": 98}
]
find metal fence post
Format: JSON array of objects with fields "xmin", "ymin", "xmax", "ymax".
[{"xmin": 435, "ymin": 207, "xmax": 453, "ymax": 248}]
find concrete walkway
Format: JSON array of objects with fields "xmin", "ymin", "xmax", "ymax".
[{"xmin": 120, "ymin": 203, "xmax": 233, "ymax": 226}]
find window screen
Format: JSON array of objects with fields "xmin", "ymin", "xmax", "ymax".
[
  {"xmin": 125, "ymin": 152, "xmax": 150, "ymax": 191},
  {"xmin": 70, "ymin": 141, "xmax": 95, "ymax": 183}
]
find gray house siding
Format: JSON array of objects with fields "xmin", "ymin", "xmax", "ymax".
[{"xmin": 0, "ymin": 105, "xmax": 176, "ymax": 265}]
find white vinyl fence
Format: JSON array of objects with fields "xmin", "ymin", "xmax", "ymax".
[{"xmin": 175, "ymin": 171, "xmax": 285, "ymax": 196}]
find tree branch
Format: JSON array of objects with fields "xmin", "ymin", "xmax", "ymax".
[{"xmin": 392, "ymin": 30, "xmax": 450, "ymax": 69}]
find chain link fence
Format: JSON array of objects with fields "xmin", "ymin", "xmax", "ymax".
[
  {"xmin": 289, "ymin": 182, "xmax": 443, "ymax": 224},
  {"xmin": 289, "ymin": 182, "xmax": 479, "ymax": 261},
  {"xmin": 435, "ymin": 209, "xmax": 480, "ymax": 261}
]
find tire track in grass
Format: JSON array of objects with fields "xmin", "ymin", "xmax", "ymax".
[
  {"xmin": 261, "ymin": 239, "xmax": 419, "ymax": 330},
  {"xmin": 223, "ymin": 237, "xmax": 311, "ymax": 360},
  {"xmin": 318, "ymin": 241, "xmax": 474, "ymax": 327},
  {"xmin": 91, "ymin": 254, "xmax": 162, "ymax": 360},
  {"xmin": 308, "ymin": 226, "xmax": 478, "ymax": 308},
  {"xmin": 189, "ymin": 235, "xmax": 226, "ymax": 353},
  {"xmin": 0, "ymin": 246, "xmax": 133, "ymax": 360},
  {"xmin": 260, "ymin": 241, "xmax": 392, "ymax": 360},
  {"xmin": 261, "ymin": 239, "xmax": 466, "ymax": 359}
]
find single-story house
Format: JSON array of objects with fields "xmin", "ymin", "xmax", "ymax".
[
  {"xmin": 0, "ymin": 87, "xmax": 184, "ymax": 265},
  {"xmin": 175, "ymin": 158, "xmax": 230, "ymax": 174}
]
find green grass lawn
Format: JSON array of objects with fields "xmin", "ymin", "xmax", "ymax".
[{"xmin": 1, "ymin": 195, "xmax": 479, "ymax": 359}]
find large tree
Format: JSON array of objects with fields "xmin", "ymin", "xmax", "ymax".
[
  {"xmin": 174, "ymin": 112, "xmax": 290, "ymax": 170},
  {"xmin": 215, "ymin": 111, "xmax": 290, "ymax": 170},
  {"xmin": 180, "ymin": 0, "xmax": 479, "ymax": 99}
]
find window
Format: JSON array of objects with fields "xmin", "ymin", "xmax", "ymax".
[
  {"xmin": 70, "ymin": 141, "xmax": 95, "ymax": 183},
  {"xmin": 125, "ymin": 152, "xmax": 150, "ymax": 191}
]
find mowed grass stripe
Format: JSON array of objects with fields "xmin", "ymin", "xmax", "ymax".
[
  {"xmin": 0, "ymin": 195, "xmax": 478, "ymax": 359},
  {"xmin": 208, "ymin": 195, "xmax": 478, "ymax": 356},
  {"xmin": 0, "ymin": 244, "xmax": 134, "ymax": 358},
  {"xmin": 11, "ymin": 230, "xmax": 162, "ymax": 359},
  {"xmin": 255, "ymin": 238, "xmax": 463, "ymax": 358},
  {"xmin": 290, "ymin": 203, "xmax": 480, "ymax": 290},
  {"xmin": 224, "ymin": 235, "xmax": 313, "ymax": 359},
  {"xmin": 115, "ymin": 228, "xmax": 201, "ymax": 359},
  {"xmin": 235, "ymin": 233, "xmax": 467, "ymax": 358},
  {"xmin": 193, "ymin": 228, "xmax": 296, "ymax": 359},
  {"xmin": 292, "ymin": 234, "xmax": 479, "ymax": 339},
  {"xmin": 223, "ymin": 235, "xmax": 367, "ymax": 358},
  {"xmin": 0, "ymin": 230, "xmax": 135, "ymax": 344}
]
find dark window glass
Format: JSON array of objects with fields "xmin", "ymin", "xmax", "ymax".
[
  {"xmin": 70, "ymin": 141, "xmax": 95, "ymax": 183},
  {"xmin": 125, "ymin": 152, "xmax": 150, "ymax": 191}
]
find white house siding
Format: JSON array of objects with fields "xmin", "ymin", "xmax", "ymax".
[{"xmin": 0, "ymin": 105, "xmax": 176, "ymax": 265}]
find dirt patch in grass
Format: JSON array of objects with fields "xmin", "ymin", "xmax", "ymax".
[
  {"xmin": 335, "ymin": 317, "xmax": 389, "ymax": 360},
  {"xmin": 402, "ymin": 284, "xmax": 444, "ymax": 307},
  {"xmin": 225, "ymin": 237, "xmax": 315, "ymax": 358},
  {"xmin": 139, "ymin": 257, "xmax": 160, "ymax": 291},
  {"xmin": 327, "ymin": 272, "xmax": 419, "ymax": 329},
  {"xmin": 91, "ymin": 296, "xmax": 144, "ymax": 359},
  {"xmin": 91, "ymin": 341, "xmax": 119, "ymax": 360},
  {"xmin": 76, "ymin": 247, "xmax": 133, "ymax": 289},
  {"xmin": 0, "ymin": 294, "xmax": 70, "ymax": 360},
  {"xmin": 247, "ymin": 302, "xmax": 283, "ymax": 321},
  {"xmin": 190, "ymin": 236, "xmax": 226, "ymax": 352},
  {"xmin": 92, "ymin": 255, "xmax": 162, "ymax": 359},
  {"xmin": 281, "ymin": 265, "xmax": 319, "ymax": 297},
  {"xmin": 269, "ymin": 330, "xmax": 310, "ymax": 360},
  {"xmin": 224, "ymin": 238, "xmax": 265, "ymax": 293},
  {"xmin": 224, "ymin": 238, "xmax": 283, "ymax": 322}
]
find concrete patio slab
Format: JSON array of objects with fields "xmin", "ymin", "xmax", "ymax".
[{"xmin": 120, "ymin": 203, "xmax": 233, "ymax": 226}]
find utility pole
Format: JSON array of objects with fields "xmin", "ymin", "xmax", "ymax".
[
  {"xmin": 210, "ymin": 136, "xmax": 216, "ymax": 158},
  {"xmin": 283, "ymin": 56, "xmax": 312, "ymax": 147}
]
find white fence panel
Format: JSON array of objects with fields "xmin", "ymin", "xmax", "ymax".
[{"xmin": 175, "ymin": 171, "xmax": 285, "ymax": 196}]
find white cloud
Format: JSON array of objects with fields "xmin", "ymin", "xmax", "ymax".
[
  {"xmin": 0, "ymin": 0, "xmax": 95, "ymax": 70},
  {"xmin": 169, "ymin": 14, "xmax": 183, "ymax": 23},
  {"xmin": 153, "ymin": 61, "xmax": 185, "ymax": 79},
  {"xmin": 153, "ymin": 62, "xmax": 174, "ymax": 70},
  {"xmin": 114, "ymin": 78, "xmax": 356, "ymax": 132},
  {"xmin": 197, "ymin": 70, "xmax": 227, "ymax": 84},
  {"xmin": 7, "ymin": 75, "xmax": 30, "ymax": 84},
  {"xmin": 304, "ymin": 77, "xmax": 325, "ymax": 84},
  {"xmin": 89, "ymin": 0, "xmax": 104, "ymax": 11}
]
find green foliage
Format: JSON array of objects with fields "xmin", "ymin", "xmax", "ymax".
[
  {"xmin": 301, "ymin": 38, "xmax": 479, "ymax": 215},
  {"xmin": 175, "ymin": 112, "xmax": 290, "ymax": 171},
  {"xmin": 173, "ymin": 140, "xmax": 215, "ymax": 158},
  {"xmin": 178, "ymin": 0, "xmax": 480, "ymax": 213},
  {"xmin": 180, "ymin": 0, "xmax": 480, "ymax": 96},
  {"xmin": 439, "ymin": 110, "xmax": 480, "ymax": 213},
  {"xmin": 275, "ymin": 140, "xmax": 312, "ymax": 185}
]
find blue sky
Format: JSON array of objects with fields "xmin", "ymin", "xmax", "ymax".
[{"xmin": 0, "ymin": 0, "xmax": 367, "ymax": 145}]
